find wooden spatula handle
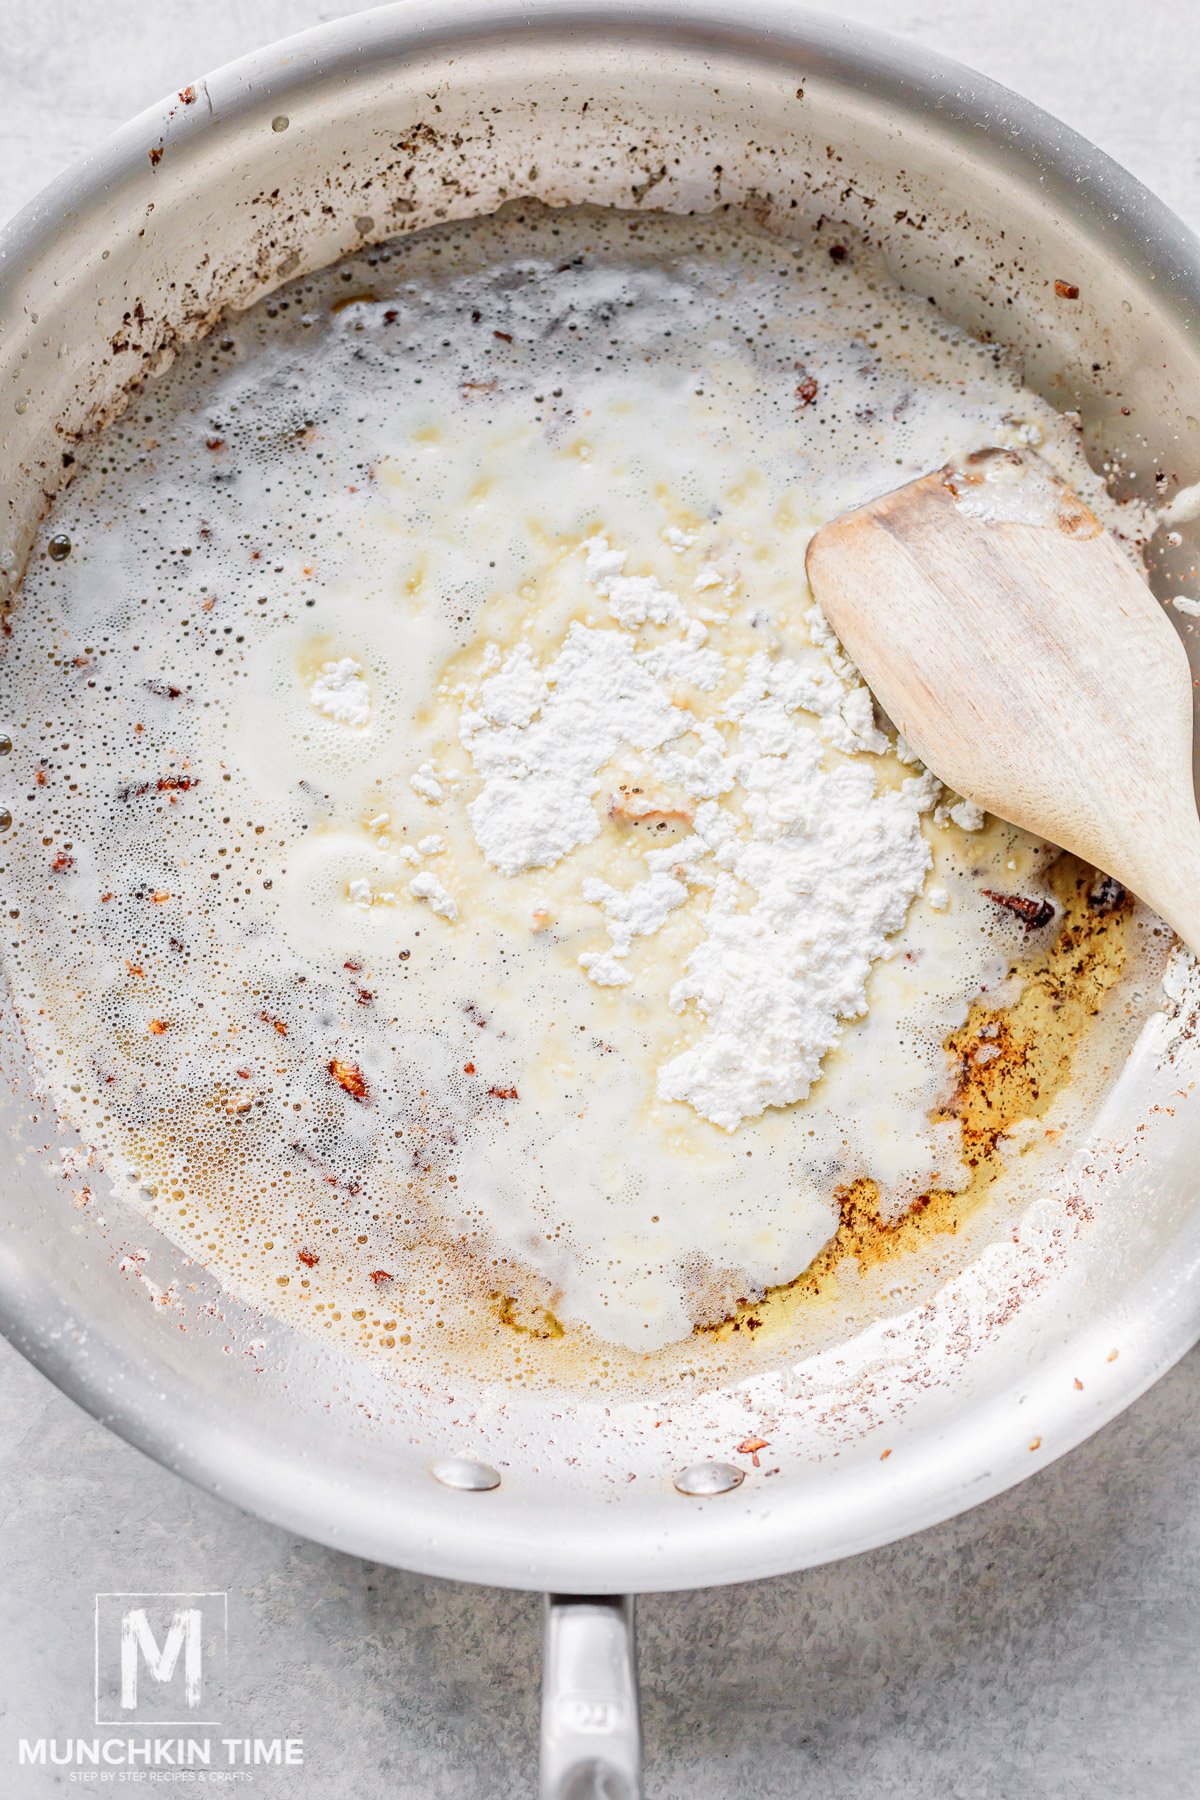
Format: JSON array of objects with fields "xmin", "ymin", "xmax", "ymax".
[{"xmin": 807, "ymin": 448, "xmax": 1200, "ymax": 964}]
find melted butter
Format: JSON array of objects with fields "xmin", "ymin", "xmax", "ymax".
[
  {"xmin": 699, "ymin": 853, "xmax": 1137, "ymax": 1346},
  {"xmin": 0, "ymin": 203, "xmax": 1173, "ymax": 1381}
]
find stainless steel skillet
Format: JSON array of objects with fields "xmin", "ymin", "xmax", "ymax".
[{"xmin": 2, "ymin": 4, "xmax": 1200, "ymax": 1792}]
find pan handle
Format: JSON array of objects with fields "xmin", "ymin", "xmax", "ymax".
[{"xmin": 540, "ymin": 1594, "xmax": 642, "ymax": 1799}]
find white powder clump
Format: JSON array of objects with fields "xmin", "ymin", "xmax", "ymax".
[
  {"xmin": 657, "ymin": 721, "xmax": 735, "ymax": 802},
  {"xmin": 461, "ymin": 624, "xmax": 691, "ymax": 874},
  {"xmin": 657, "ymin": 726, "xmax": 939, "ymax": 1130},
  {"xmin": 474, "ymin": 642, "xmax": 547, "ymax": 726},
  {"xmin": 408, "ymin": 871, "xmax": 458, "ymax": 920},
  {"xmin": 347, "ymin": 878, "xmax": 399, "ymax": 908},
  {"xmin": 1171, "ymin": 594, "xmax": 1200, "ymax": 617},
  {"xmin": 578, "ymin": 869, "xmax": 690, "ymax": 985},
  {"xmin": 639, "ymin": 636, "xmax": 724, "ymax": 692},
  {"xmin": 582, "ymin": 535, "xmax": 685, "ymax": 627},
  {"xmin": 948, "ymin": 797, "xmax": 985, "ymax": 831},
  {"xmin": 410, "ymin": 763, "xmax": 444, "ymax": 802},
  {"xmin": 725, "ymin": 646, "xmax": 889, "ymax": 757},
  {"xmin": 458, "ymin": 533, "xmax": 943, "ymax": 1131},
  {"xmin": 309, "ymin": 657, "xmax": 371, "ymax": 727}
]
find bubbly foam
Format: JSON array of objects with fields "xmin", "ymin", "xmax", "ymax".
[{"xmin": 0, "ymin": 205, "xmax": 1169, "ymax": 1362}]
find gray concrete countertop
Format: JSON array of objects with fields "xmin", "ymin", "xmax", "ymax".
[{"xmin": 1, "ymin": 3, "xmax": 1198, "ymax": 1795}]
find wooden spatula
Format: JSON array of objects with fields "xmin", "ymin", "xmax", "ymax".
[{"xmin": 805, "ymin": 446, "xmax": 1200, "ymax": 954}]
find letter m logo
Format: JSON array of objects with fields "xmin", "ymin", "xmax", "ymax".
[
  {"xmin": 95, "ymin": 1593, "xmax": 227, "ymax": 1724},
  {"xmin": 121, "ymin": 1606, "xmax": 202, "ymax": 1710}
]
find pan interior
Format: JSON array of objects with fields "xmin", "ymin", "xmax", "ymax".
[{"xmin": 0, "ymin": 6, "xmax": 1198, "ymax": 1586}]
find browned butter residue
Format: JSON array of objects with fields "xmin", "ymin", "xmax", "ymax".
[
  {"xmin": 940, "ymin": 855, "xmax": 1128, "ymax": 1170},
  {"xmin": 698, "ymin": 853, "xmax": 1131, "ymax": 1341},
  {"xmin": 490, "ymin": 1290, "xmax": 565, "ymax": 1340}
]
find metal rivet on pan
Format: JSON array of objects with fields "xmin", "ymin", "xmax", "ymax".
[
  {"xmin": 429, "ymin": 1456, "xmax": 501, "ymax": 1492},
  {"xmin": 673, "ymin": 1461, "xmax": 745, "ymax": 1497},
  {"xmin": 271, "ymin": 114, "xmax": 290, "ymax": 134}
]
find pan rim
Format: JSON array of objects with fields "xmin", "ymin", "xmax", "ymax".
[{"xmin": 2, "ymin": 0, "xmax": 1199, "ymax": 1590}]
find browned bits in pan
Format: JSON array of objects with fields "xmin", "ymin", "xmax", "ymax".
[
  {"xmin": 982, "ymin": 890, "xmax": 1055, "ymax": 930},
  {"xmin": 329, "ymin": 1057, "xmax": 368, "ymax": 1100},
  {"xmin": 1087, "ymin": 874, "xmax": 1127, "ymax": 915}
]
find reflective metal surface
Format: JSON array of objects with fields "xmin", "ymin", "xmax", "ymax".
[
  {"xmin": 542, "ymin": 1597, "xmax": 641, "ymax": 1800},
  {"xmin": 0, "ymin": 0, "xmax": 1198, "ymax": 1601},
  {"xmin": 673, "ymin": 1462, "xmax": 746, "ymax": 1498},
  {"xmin": 430, "ymin": 1458, "xmax": 503, "ymax": 1494}
]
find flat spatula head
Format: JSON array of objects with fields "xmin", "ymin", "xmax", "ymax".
[{"xmin": 805, "ymin": 447, "xmax": 1200, "ymax": 953}]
